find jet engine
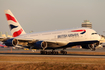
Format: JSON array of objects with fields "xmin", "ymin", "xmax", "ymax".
[
  {"xmin": 34, "ymin": 41, "xmax": 47, "ymax": 49},
  {"xmin": 4, "ymin": 38, "xmax": 18, "ymax": 46}
]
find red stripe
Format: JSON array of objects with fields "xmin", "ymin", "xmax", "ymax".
[
  {"xmin": 5, "ymin": 14, "xmax": 17, "ymax": 22},
  {"xmin": 71, "ymin": 30, "xmax": 86, "ymax": 32},
  {"xmin": 13, "ymin": 29, "xmax": 23, "ymax": 37}
]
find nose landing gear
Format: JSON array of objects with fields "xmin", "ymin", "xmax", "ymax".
[{"xmin": 88, "ymin": 44, "xmax": 96, "ymax": 51}]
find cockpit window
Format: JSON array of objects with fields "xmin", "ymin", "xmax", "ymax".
[{"xmin": 91, "ymin": 33, "xmax": 97, "ymax": 35}]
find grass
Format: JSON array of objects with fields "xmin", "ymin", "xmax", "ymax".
[
  {"xmin": 0, "ymin": 62, "xmax": 105, "ymax": 70},
  {"xmin": 0, "ymin": 56, "xmax": 105, "ymax": 64},
  {"xmin": 0, "ymin": 56, "xmax": 105, "ymax": 70}
]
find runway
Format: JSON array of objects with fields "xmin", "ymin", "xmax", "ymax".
[
  {"xmin": 0, "ymin": 54, "xmax": 105, "ymax": 58},
  {"xmin": 0, "ymin": 47, "xmax": 105, "ymax": 52},
  {"xmin": 1, "ymin": 47, "xmax": 105, "ymax": 66},
  {"xmin": 0, "ymin": 47, "xmax": 105, "ymax": 58}
]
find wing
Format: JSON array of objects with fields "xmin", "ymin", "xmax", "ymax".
[
  {"xmin": 0, "ymin": 37, "xmax": 11, "ymax": 42},
  {"xmin": 13, "ymin": 37, "xmax": 69, "ymax": 48}
]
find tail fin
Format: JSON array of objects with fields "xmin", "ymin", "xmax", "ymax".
[{"xmin": 4, "ymin": 10, "xmax": 26, "ymax": 37}]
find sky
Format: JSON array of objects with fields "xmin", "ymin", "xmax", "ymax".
[{"xmin": 0, "ymin": 0, "xmax": 105, "ymax": 35}]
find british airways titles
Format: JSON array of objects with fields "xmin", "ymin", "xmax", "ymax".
[{"xmin": 58, "ymin": 33, "xmax": 79, "ymax": 38}]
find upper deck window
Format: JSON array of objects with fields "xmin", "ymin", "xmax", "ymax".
[{"xmin": 91, "ymin": 33, "xmax": 97, "ymax": 35}]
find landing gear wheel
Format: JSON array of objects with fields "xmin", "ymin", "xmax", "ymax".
[
  {"xmin": 44, "ymin": 51, "xmax": 47, "ymax": 54},
  {"xmin": 63, "ymin": 51, "xmax": 67, "ymax": 55},
  {"xmin": 40, "ymin": 50, "xmax": 58, "ymax": 55},
  {"xmin": 60, "ymin": 50, "xmax": 67, "ymax": 55},
  {"xmin": 92, "ymin": 48, "xmax": 95, "ymax": 51},
  {"xmin": 40, "ymin": 50, "xmax": 47, "ymax": 55},
  {"xmin": 52, "ymin": 51, "xmax": 58, "ymax": 55},
  {"xmin": 47, "ymin": 51, "xmax": 52, "ymax": 55}
]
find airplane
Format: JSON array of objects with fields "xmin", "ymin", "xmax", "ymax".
[{"xmin": 1, "ymin": 9, "xmax": 101, "ymax": 55}]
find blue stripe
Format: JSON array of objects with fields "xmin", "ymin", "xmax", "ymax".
[
  {"xmin": 80, "ymin": 31, "xmax": 86, "ymax": 34},
  {"xmin": 9, "ymin": 24, "xmax": 18, "ymax": 30}
]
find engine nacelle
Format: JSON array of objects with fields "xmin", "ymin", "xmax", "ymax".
[
  {"xmin": 4, "ymin": 38, "xmax": 18, "ymax": 46},
  {"xmin": 34, "ymin": 41, "xmax": 47, "ymax": 49}
]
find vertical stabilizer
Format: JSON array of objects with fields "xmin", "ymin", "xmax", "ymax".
[{"xmin": 4, "ymin": 10, "xmax": 26, "ymax": 37}]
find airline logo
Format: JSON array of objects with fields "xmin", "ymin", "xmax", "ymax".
[
  {"xmin": 5, "ymin": 14, "xmax": 23, "ymax": 37},
  {"xmin": 71, "ymin": 29, "xmax": 86, "ymax": 34}
]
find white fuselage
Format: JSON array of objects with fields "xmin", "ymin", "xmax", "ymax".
[{"xmin": 16, "ymin": 28, "xmax": 101, "ymax": 47}]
